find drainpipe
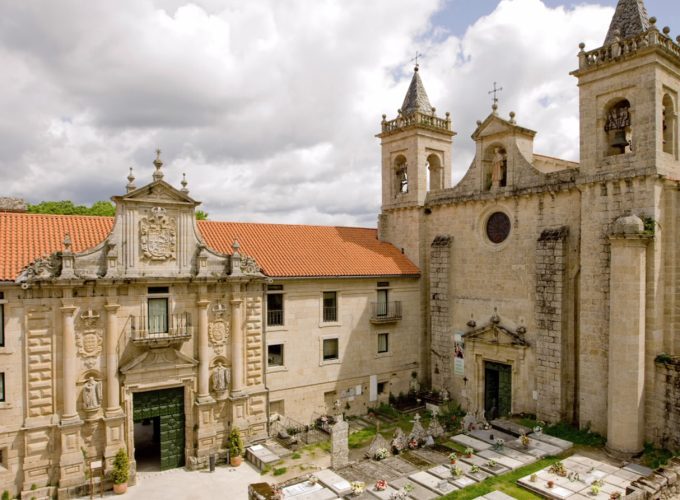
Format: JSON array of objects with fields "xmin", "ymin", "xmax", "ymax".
[{"xmin": 262, "ymin": 279, "xmax": 272, "ymax": 437}]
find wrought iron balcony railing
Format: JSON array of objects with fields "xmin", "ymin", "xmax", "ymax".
[
  {"xmin": 370, "ymin": 301, "xmax": 402, "ymax": 324},
  {"xmin": 129, "ymin": 312, "xmax": 193, "ymax": 347},
  {"xmin": 267, "ymin": 309, "xmax": 284, "ymax": 326}
]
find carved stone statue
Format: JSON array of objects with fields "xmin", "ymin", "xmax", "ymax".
[
  {"xmin": 212, "ymin": 362, "xmax": 230, "ymax": 393},
  {"xmin": 440, "ymin": 387, "xmax": 450, "ymax": 403},
  {"xmin": 82, "ymin": 377, "xmax": 102, "ymax": 410},
  {"xmin": 491, "ymin": 147, "xmax": 506, "ymax": 189}
]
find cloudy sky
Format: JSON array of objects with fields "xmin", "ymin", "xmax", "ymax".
[{"xmin": 1, "ymin": 0, "xmax": 678, "ymax": 227}]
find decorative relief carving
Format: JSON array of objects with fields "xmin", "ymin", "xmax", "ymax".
[
  {"xmin": 16, "ymin": 253, "xmax": 61, "ymax": 282},
  {"xmin": 209, "ymin": 302, "xmax": 229, "ymax": 354},
  {"xmin": 76, "ymin": 309, "xmax": 103, "ymax": 368},
  {"xmin": 139, "ymin": 206, "xmax": 177, "ymax": 261},
  {"xmin": 240, "ymin": 255, "xmax": 260, "ymax": 275}
]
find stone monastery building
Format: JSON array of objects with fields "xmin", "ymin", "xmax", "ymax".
[{"xmin": 1, "ymin": 0, "xmax": 680, "ymax": 496}]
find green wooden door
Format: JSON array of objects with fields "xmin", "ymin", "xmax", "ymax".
[
  {"xmin": 484, "ymin": 362, "xmax": 512, "ymax": 419},
  {"xmin": 133, "ymin": 387, "xmax": 185, "ymax": 471}
]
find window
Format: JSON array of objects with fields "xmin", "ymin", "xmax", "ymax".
[
  {"xmin": 378, "ymin": 333, "xmax": 389, "ymax": 354},
  {"xmin": 0, "ymin": 291, "xmax": 4, "ymax": 347},
  {"xmin": 323, "ymin": 338, "xmax": 339, "ymax": 361},
  {"xmin": 267, "ymin": 285, "xmax": 284, "ymax": 326},
  {"xmin": 323, "ymin": 292, "xmax": 337, "ymax": 322},
  {"xmin": 394, "ymin": 155, "xmax": 408, "ymax": 196},
  {"xmin": 605, "ymin": 99, "xmax": 632, "ymax": 156},
  {"xmin": 377, "ymin": 382, "xmax": 387, "ymax": 395},
  {"xmin": 663, "ymin": 94, "xmax": 676, "ymax": 156},
  {"xmin": 148, "ymin": 297, "xmax": 168, "ymax": 334},
  {"xmin": 268, "ymin": 344, "xmax": 284, "ymax": 367},
  {"xmin": 377, "ymin": 289, "xmax": 388, "ymax": 317},
  {"xmin": 0, "ymin": 373, "xmax": 4, "ymax": 402}
]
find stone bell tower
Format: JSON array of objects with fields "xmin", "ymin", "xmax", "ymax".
[{"xmin": 376, "ymin": 65, "xmax": 455, "ymax": 266}]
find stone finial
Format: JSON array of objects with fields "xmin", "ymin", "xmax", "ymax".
[
  {"xmin": 663, "ymin": 26, "xmax": 671, "ymax": 35},
  {"xmin": 181, "ymin": 173, "xmax": 189, "ymax": 194},
  {"xmin": 611, "ymin": 213, "xmax": 645, "ymax": 235},
  {"xmin": 676, "ymin": 35, "xmax": 680, "ymax": 44},
  {"xmin": 492, "ymin": 102, "xmax": 499, "ymax": 115},
  {"xmin": 63, "ymin": 233, "xmax": 72, "ymax": 252},
  {"xmin": 476, "ymin": 120, "xmax": 482, "ymax": 126},
  {"xmin": 467, "ymin": 314, "xmax": 476, "ymax": 328},
  {"xmin": 579, "ymin": 42, "xmax": 586, "ymax": 51},
  {"xmin": 232, "ymin": 239, "xmax": 240, "ymax": 253},
  {"xmin": 509, "ymin": 111, "xmax": 516, "ymax": 124},
  {"xmin": 650, "ymin": 17, "xmax": 656, "ymax": 26},
  {"xmin": 126, "ymin": 167, "xmax": 136, "ymax": 193},
  {"xmin": 491, "ymin": 307, "xmax": 501, "ymax": 324},
  {"xmin": 152, "ymin": 149, "xmax": 164, "ymax": 182}
]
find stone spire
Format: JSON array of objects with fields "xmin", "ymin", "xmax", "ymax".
[
  {"xmin": 604, "ymin": 0, "xmax": 650, "ymax": 45},
  {"xmin": 400, "ymin": 65, "xmax": 434, "ymax": 116}
]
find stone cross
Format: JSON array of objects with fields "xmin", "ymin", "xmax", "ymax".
[
  {"xmin": 488, "ymin": 82, "xmax": 503, "ymax": 109},
  {"xmin": 331, "ymin": 418, "xmax": 349, "ymax": 469},
  {"xmin": 411, "ymin": 51, "xmax": 423, "ymax": 70}
]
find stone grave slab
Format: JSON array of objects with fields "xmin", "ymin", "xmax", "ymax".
[
  {"xmin": 466, "ymin": 468, "xmax": 491, "ymax": 482},
  {"xmin": 492, "ymin": 446, "xmax": 535, "ymax": 464},
  {"xmin": 470, "ymin": 429, "xmax": 516, "ymax": 445},
  {"xmin": 281, "ymin": 481, "xmax": 323, "ymax": 497},
  {"xmin": 516, "ymin": 438, "xmax": 562, "ymax": 456},
  {"xmin": 333, "ymin": 464, "xmax": 371, "ymax": 484},
  {"xmin": 366, "ymin": 485, "xmax": 401, "ymax": 500},
  {"xmin": 411, "ymin": 448, "xmax": 449, "ymax": 465},
  {"xmin": 623, "ymin": 463, "xmax": 653, "ymax": 477},
  {"xmin": 265, "ymin": 439, "xmax": 294, "ymax": 458},
  {"xmin": 391, "ymin": 477, "xmax": 438, "ymax": 500},
  {"xmin": 427, "ymin": 465, "xmax": 452, "ymax": 480},
  {"xmin": 482, "ymin": 491, "xmax": 519, "ymax": 500},
  {"xmin": 612, "ymin": 467, "xmax": 643, "ymax": 481},
  {"xmin": 246, "ymin": 444, "xmax": 281, "ymax": 470},
  {"xmin": 381, "ymin": 456, "xmax": 418, "ymax": 475},
  {"xmin": 296, "ymin": 489, "xmax": 338, "ymax": 500},
  {"xmin": 460, "ymin": 454, "xmax": 489, "ymax": 467},
  {"xmin": 603, "ymin": 472, "xmax": 631, "ymax": 488},
  {"xmin": 451, "ymin": 434, "xmax": 491, "ymax": 451},
  {"xmin": 490, "ymin": 418, "xmax": 532, "ymax": 437},
  {"xmin": 477, "ymin": 449, "xmax": 524, "ymax": 470},
  {"xmin": 313, "ymin": 469, "xmax": 353, "ymax": 497},
  {"xmin": 529, "ymin": 432, "xmax": 572, "ymax": 451},
  {"xmin": 358, "ymin": 460, "xmax": 403, "ymax": 481},
  {"xmin": 506, "ymin": 441, "xmax": 550, "ymax": 459},
  {"xmin": 451, "ymin": 475, "xmax": 477, "ymax": 489},
  {"xmin": 408, "ymin": 471, "xmax": 459, "ymax": 495}
]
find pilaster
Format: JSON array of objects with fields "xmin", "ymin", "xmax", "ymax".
[{"xmin": 230, "ymin": 287, "xmax": 244, "ymax": 396}]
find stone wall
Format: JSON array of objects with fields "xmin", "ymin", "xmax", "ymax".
[
  {"xmin": 535, "ymin": 227, "xmax": 569, "ymax": 422},
  {"xmin": 651, "ymin": 359, "xmax": 680, "ymax": 451},
  {"xmin": 430, "ymin": 235, "xmax": 452, "ymax": 392}
]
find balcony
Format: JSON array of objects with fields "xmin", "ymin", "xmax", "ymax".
[
  {"xmin": 267, "ymin": 309, "xmax": 284, "ymax": 327},
  {"xmin": 129, "ymin": 313, "xmax": 193, "ymax": 348},
  {"xmin": 370, "ymin": 301, "xmax": 402, "ymax": 324}
]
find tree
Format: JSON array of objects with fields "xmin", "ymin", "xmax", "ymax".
[
  {"xmin": 27, "ymin": 200, "xmax": 115, "ymax": 217},
  {"xmin": 195, "ymin": 210, "xmax": 209, "ymax": 220}
]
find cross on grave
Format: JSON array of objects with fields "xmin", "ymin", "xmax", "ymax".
[
  {"xmin": 431, "ymin": 407, "xmax": 439, "ymax": 417},
  {"xmin": 412, "ymin": 413, "xmax": 421, "ymax": 424},
  {"xmin": 488, "ymin": 81, "xmax": 504, "ymax": 109}
]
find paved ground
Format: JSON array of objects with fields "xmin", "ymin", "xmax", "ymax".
[{"xmin": 76, "ymin": 463, "xmax": 262, "ymax": 500}]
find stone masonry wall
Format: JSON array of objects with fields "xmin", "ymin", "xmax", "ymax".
[
  {"xmin": 535, "ymin": 227, "xmax": 569, "ymax": 422},
  {"xmin": 430, "ymin": 235, "xmax": 452, "ymax": 392},
  {"xmin": 652, "ymin": 359, "xmax": 680, "ymax": 451}
]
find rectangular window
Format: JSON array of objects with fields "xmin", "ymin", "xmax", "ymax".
[
  {"xmin": 377, "ymin": 382, "xmax": 387, "ymax": 395},
  {"xmin": 0, "ymin": 291, "xmax": 4, "ymax": 347},
  {"xmin": 323, "ymin": 338, "xmax": 339, "ymax": 361},
  {"xmin": 268, "ymin": 344, "xmax": 284, "ymax": 367},
  {"xmin": 322, "ymin": 292, "xmax": 337, "ymax": 322},
  {"xmin": 267, "ymin": 292, "xmax": 284, "ymax": 326},
  {"xmin": 0, "ymin": 373, "xmax": 4, "ymax": 402},
  {"xmin": 378, "ymin": 333, "xmax": 389, "ymax": 353},
  {"xmin": 377, "ymin": 289, "xmax": 388, "ymax": 317},
  {"xmin": 148, "ymin": 297, "xmax": 168, "ymax": 334}
]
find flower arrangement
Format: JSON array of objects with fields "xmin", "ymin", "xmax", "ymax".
[
  {"xmin": 520, "ymin": 434, "xmax": 530, "ymax": 447},
  {"xmin": 470, "ymin": 465, "xmax": 481, "ymax": 473},
  {"xmin": 549, "ymin": 461, "xmax": 568, "ymax": 477},
  {"xmin": 547, "ymin": 480, "xmax": 555, "ymax": 489},
  {"xmin": 351, "ymin": 481, "xmax": 365, "ymax": 496},
  {"xmin": 403, "ymin": 484, "xmax": 414, "ymax": 493},
  {"xmin": 374, "ymin": 448, "xmax": 389, "ymax": 461},
  {"xmin": 375, "ymin": 480, "xmax": 388, "ymax": 491},
  {"xmin": 308, "ymin": 476, "xmax": 319, "ymax": 485},
  {"xmin": 448, "ymin": 452, "xmax": 458, "ymax": 464},
  {"xmin": 590, "ymin": 484, "xmax": 601, "ymax": 496},
  {"xmin": 452, "ymin": 466, "xmax": 463, "ymax": 477},
  {"xmin": 408, "ymin": 438, "xmax": 418, "ymax": 450},
  {"xmin": 464, "ymin": 447, "xmax": 474, "ymax": 457},
  {"xmin": 486, "ymin": 459, "xmax": 497, "ymax": 468},
  {"xmin": 609, "ymin": 493, "xmax": 621, "ymax": 500},
  {"xmin": 494, "ymin": 438, "xmax": 505, "ymax": 450},
  {"xmin": 534, "ymin": 421, "xmax": 545, "ymax": 434}
]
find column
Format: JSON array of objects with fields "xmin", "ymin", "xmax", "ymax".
[
  {"xmin": 607, "ymin": 220, "xmax": 650, "ymax": 455},
  {"xmin": 230, "ymin": 288, "xmax": 244, "ymax": 395},
  {"xmin": 197, "ymin": 299, "xmax": 211, "ymax": 401},
  {"xmin": 61, "ymin": 302, "xmax": 78, "ymax": 422},
  {"xmin": 105, "ymin": 303, "xmax": 121, "ymax": 413}
]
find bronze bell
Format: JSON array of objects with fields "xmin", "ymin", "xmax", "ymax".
[{"xmin": 611, "ymin": 129, "xmax": 629, "ymax": 153}]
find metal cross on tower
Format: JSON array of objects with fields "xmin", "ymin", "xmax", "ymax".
[
  {"xmin": 488, "ymin": 82, "xmax": 504, "ymax": 109},
  {"xmin": 411, "ymin": 51, "xmax": 423, "ymax": 70}
]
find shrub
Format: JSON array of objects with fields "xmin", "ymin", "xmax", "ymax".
[
  {"xmin": 273, "ymin": 467, "xmax": 287, "ymax": 476},
  {"xmin": 111, "ymin": 449, "xmax": 129, "ymax": 485},
  {"xmin": 229, "ymin": 426, "xmax": 244, "ymax": 458},
  {"xmin": 2, "ymin": 490, "xmax": 10, "ymax": 500}
]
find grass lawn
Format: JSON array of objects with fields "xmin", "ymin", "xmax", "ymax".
[{"xmin": 440, "ymin": 455, "xmax": 564, "ymax": 500}]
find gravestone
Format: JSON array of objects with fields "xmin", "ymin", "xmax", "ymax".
[{"xmin": 331, "ymin": 415, "xmax": 349, "ymax": 468}]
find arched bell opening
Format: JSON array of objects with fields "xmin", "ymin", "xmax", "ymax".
[
  {"xmin": 663, "ymin": 94, "xmax": 676, "ymax": 156},
  {"xmin": 604, "ymin": 99, "xmax": 633, "ymax": 156},
  {"xmin": 426, "ymin": 153, "xmax": 443, "ymax": 191},
  {"xmin": 393, "ymin": 155, "xmax": 408, "ymax": 197}
]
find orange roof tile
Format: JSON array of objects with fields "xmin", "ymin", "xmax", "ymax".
[{"xmin": 0, "ymin": 213, "xmax": 419, "ymax": 281}]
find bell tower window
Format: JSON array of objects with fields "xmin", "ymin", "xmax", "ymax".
[
  {"xmin": 394, "ymin": 155, "xmax": 408, "ymax": 196},
  {"xmin": 427, "ymin": 153, "xmax": 443, "ymax": 191},
  {"xmin": 605, "ymin": 99, "xmax": 632, "ymax": 156},
  {"xmin": 663, "ymin": 94, "xmax": 676, "ymax": 156}
]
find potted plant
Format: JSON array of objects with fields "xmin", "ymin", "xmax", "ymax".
[
  {"xmin": 464, "ymin": 447, "xmax": 474, "ymax": 458},
  {"xmin": 547, "ymin": 480, "xmax": 555, "ymax": 489},
  {"xmin": 470, "ymin": 465, "xmax": 481, "ymax": 474},
  {"xmin": 111, "ymin": 448, "xmax": 129, "ymax": 495},
  {"xmin": 375, "ymin": 480, "xmax": 387, "ymax": 491},
  {"xmin": 448, "ymin": 452, "xmax": 457, "ymax": 464},
  {"xmin": 452, "ymin": 466, "xmax": 463, "ymax": 477},
  {"xmin": 520, "ymin": 434, "xmax": 530, "ymax": 447},
  {"xmin": 229, "ymin": 426, "xmax": 244, "ymax": 466},
  {"xmin": 590, "ymin": 484, "xmax": 601, "ymax": 496}
]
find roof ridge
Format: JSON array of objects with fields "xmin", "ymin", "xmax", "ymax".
[{"xmin": 198, "ymin": 220, "xmax": 376, "ymax": 231}]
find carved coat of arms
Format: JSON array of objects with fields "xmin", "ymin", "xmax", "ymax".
[
  {"xmin": 76, "ymin": 309, "xmax": 103, "ymax": 368},
  {"xmin": 140, "ymin": 207, "xmax": 177, "ymax": 261},
  {"xmin": 208, "ymin": 320, "xmax": 229, "ymax": 354}
]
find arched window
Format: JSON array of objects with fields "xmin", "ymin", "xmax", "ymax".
[
  {"xmin": 663, "ymin": 94, "xmax": 676, "ymax": 156},
  {"xmin": 394, "ymin": 155, "xmax": 408, "ymax": 196},
  {"xmin": 604, "ymin": 99, "xmax": 632, "ymax": 156},
  {"xmin": 427, "ymin": 154, "xmax": 443, "ymax": 191},
  {"xmin": 484, "ymin": 145, "xmax": 507, "ymax": 191}
]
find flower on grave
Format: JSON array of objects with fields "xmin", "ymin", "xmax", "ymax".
[
  {"xmin": 470, "ymin": 465, "xmax": 481, "ymax": 474},
  {"xmin": 592, "ymin": 479, "xmax": 604, "ymax": 488},
  {"xmin": 403, "ymin": 483, "xmax": 414, "ymax": 493},
  {"xmin": 408, "ymin": 438, "xmax": 418, "ymax": 449},
  {"xmin": 530, "ymin": 474, "xmax": 537, "ymax": 483},
  {"xmin": 351, "ymin": 481, "xmax": 365, "ymax": 495},
  {"xmin": 549, "ymin": 461, "xmax": 568, "ymax": 477},
  {"xmin": 590, "ymin": 484, "xmax": 601, "ymax": 496},
  {"xmin": 464, "ymin": 447, "xmax": 474, "ymax": 457},
  {"xmin": 520, "ymin": 434, "xmax": 530, "ymax": 447},
  {"xmin": 308, "ymin": 476, "xmax": 318, "ymax": 485},
  {"xmin": 452, "ymin": 466, "xmax": 463, "ymax": 477},
  {"xmin": 375, "ymin": 480, "xmax": 388, "ymax": 491},
  {"xmin": 533, "ymin": 425, "xmax": 543, "ymax": 434},
  {"xmin": 486, "ymin": 459, "xmax": 497, "ymax": 468},
  {"xmin": 494, "ymin": 438, "xmax": 505, "ymax": 450},
  {"xmin": 547, "ymin": 480, "xmax": 555, "ymax": 489},
  {"xmin": 448, "ymin": 452, "xmax": 458, "ymax": 463},
  {"xmin": 374, "ymin": 448, "xmax": 389, "ymax": 461},
  {"xmin": 609, "ymin": 492, "xmax": 622, "ymax": 500}
]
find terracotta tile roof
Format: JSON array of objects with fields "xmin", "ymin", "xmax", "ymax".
[{"xmin": 0, "ymin": 213, "xmax": 419, "ymax": 281}]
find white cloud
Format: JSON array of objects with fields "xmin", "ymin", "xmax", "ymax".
[{"xmin": 0, "ymin": 0, "xmax": 614, "ymax": 226}]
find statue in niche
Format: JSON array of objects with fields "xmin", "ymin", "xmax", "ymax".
[
  {"xmin": 212, "ymin": 362, "xmax": 230, "ymax": 394},
  {"xmin": 82, "ymin": 377, "xmax": 102, "ymax": 410},
  {"xmin": 491, "ymin": 147, "xmax": 507, "ymax": 190}
]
